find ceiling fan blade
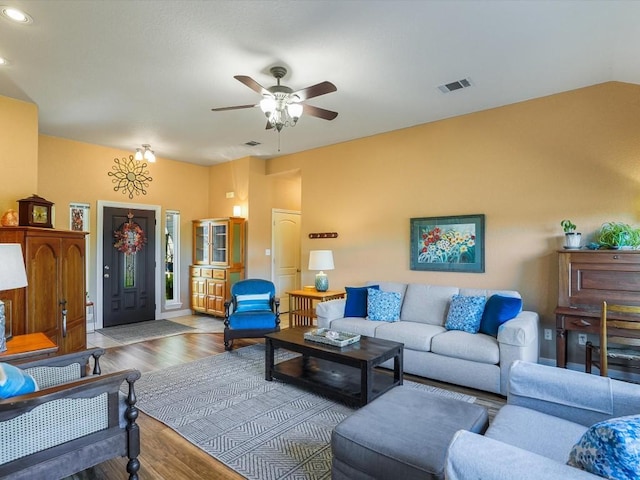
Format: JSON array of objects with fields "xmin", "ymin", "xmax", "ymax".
[
  {"xmin": 211, "ymin": 104, "xmax": 257, "ymax": 112},
  {"xmin": 234, "ymin": 75, "xmax": 270, "ymax": 96},
  {"xmin": 292, "ymin": 81, "xmax": 337, "ymax": 101},
  {"xmin": 303, "ymin": 104, "xmax": 339, "ymax": 121}
]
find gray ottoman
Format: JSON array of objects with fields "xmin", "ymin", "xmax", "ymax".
[{"xmin": 331, "ymin": 386, "xmax": 489, "ymax": 480}]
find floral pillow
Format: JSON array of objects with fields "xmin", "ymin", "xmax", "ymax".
[
  {"xmin": 367, "ymin": 288, "xmax": 402, "ymax": 322},
  {"xmin": 444, "ymin": 294, "xmax": 487, "ymax": 333},
  {"xmin": 568, "ymin": 414, "xmax": 640, "ymax": 479}
]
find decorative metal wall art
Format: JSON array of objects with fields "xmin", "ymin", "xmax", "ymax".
[{"xmin": 108, "ymin": 155, "xmax": 153, "ymax": 199}]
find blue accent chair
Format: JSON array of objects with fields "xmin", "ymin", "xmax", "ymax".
[{"xmin": 224, "ymin": 278, "xmax": 280, "ymax": 350}]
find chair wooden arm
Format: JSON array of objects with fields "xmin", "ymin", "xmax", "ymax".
[
  {"xmin": 0, "ymin": 369, "xmax": 140, "ymax": 421},
  {"xmin": 13, "ymin": 348, "xmax": 106, "ymax": 376}
]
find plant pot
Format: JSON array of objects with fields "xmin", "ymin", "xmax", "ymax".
[{"xmin": 564, "ymin": 232, "xmax": 582, "ymax": 249}]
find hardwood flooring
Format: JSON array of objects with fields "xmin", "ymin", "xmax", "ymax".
[{"xmin": 83, "ymin": 331, "xmax": 506, "ymax": 480}]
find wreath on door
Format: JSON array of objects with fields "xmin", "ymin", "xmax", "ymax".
[{"xmin": 114, "ymin": 212, "xmax": 146, "ymax": 255}]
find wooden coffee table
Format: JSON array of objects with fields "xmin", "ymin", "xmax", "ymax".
[{"xmin": 265, "ymin": 327, "xmax": 403, "ymax": 407}]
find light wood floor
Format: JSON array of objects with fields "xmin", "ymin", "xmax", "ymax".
[{"xmin": 83, "ymin": 331, "xmax": 506, "ymax": 480}]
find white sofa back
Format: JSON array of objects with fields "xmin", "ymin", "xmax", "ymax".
[{"xmin": 368, "ymin": 281, "xmax": 522, "ymax": 326}]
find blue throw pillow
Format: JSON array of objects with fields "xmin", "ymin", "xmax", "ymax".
[
  {"xmin": 445, "ymin": 295, "xmax": 487, "ymax": 333},
  {"xmin": 0, "ymin": 362, "xmax": 38, "ymax": 399},
  {"xmin": 479, "ymin": 294, "xmax": 523, "ymax": 336},
  {"xmin": 235, "ymin": 293, "xmax": 271, "ymax": 313},
  {"xmin": 344, "ymin": 285, "xmax": 379, "ymax": 317},
  {"xmin": 367, "ymin": 288, "xmax": 401, "ymax": 322},
  {"xmin": 568, "ymin": 414, "xmax": 640, "ymax": 479}
]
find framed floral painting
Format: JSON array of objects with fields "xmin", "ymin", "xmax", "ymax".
[{"xmin": 410, "ymin": 214, "xmax": 485, "ymax": 273}]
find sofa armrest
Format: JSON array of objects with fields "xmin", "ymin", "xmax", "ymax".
[
  {"xmin": 497, "ymin": 311, "xmax": 538, "ymax": 347},
  {"xmin": 446, "ymin": 430, "xmax": 598, "ymax": 480},
  {"xmin": 316, "ymin": 299, "xmax": 347, "ymax": 328},
  {"xmin": 507, "ymin": 360, "xmax": 640, "ymax": 426}
]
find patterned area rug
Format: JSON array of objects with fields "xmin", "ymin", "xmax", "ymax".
[
  {"xmin": 133, "ymin": 344, "xmax": 475, "ymax": 480},
  {"xmin": 96, "ymin": 319, "xmax": 197, "ymax": 344}
]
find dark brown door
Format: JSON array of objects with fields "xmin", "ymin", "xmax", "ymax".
[{"xmin": 103, "ymin": 207, "xmax": 155, "ymax": 327}]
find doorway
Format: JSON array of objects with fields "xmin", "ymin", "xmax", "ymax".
[
  {"xmin": 272, "ymin": 209, "xmax": 301, "ymax": 312},
  {"xmin": 96, "ymin": 201, "xmax": 162, "ymax": 329}
]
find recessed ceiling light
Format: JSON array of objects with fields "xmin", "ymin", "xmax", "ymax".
[{"xmin": 1, "ymin": 6, "xmax": 33, "ymax": 24}]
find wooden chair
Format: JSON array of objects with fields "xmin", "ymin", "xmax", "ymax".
[
  {"xmin": 0, "ymin": 349, "xmax": 141, "ymax": 480},
  {"xmin": 586, "ymin": 301, "xmax": 640, "ymax": 377},
  {"xmin": 224, "ymin": 278, "xmax": 280, "ymax": 351}
]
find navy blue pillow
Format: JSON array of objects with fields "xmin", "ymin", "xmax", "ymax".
[
  {"xmin": 479, "ymin": 294, "xmax": 523, "ymax": 336},
  {"xmin": 344, "ymin": 285, "xmax": 379, "ymax": 317}
]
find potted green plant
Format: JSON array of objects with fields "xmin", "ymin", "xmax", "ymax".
[
  {"xmin": 560, "ymin": 219, "xmax": 581, "ymax": 249},
  {"xmin": 597, "ymin": 222, "xmax": 640, "ymax": 249}
]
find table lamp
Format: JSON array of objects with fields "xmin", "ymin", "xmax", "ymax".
[
  {"xmin": 0, "ymin": 244, "xmax": 28, "ymax": 352},
  {"xmin": 308, "ymin": 250, "xmax": 334, "ymax": 292}
]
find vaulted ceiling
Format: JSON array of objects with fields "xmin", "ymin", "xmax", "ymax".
[{"xmin": 1, "ymin": 1, "xmax": 638, "ymax": 166}]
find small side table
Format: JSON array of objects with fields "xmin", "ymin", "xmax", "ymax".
[
  {"xmin": 0, "ymin": 332, "xmax": 58, "ymax": 364},
  {"xmin": 287, "ymin": 289, "xmax": 345, "ymax": 327}
]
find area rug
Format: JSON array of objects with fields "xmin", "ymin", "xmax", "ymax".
[
  {"xmin": 96, "ymin": 319, "xmax": 197, "ymax": 344},
  {"xmin": 133, "ymin": 344, "xmax": 475, "ymax": 480}
]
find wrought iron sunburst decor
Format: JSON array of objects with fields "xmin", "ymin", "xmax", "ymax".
[{"xmin": 108, "ymin": 155, "xmax": 153, "ymax": 199}]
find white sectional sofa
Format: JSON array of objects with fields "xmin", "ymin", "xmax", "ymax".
[{"xmin": 316, "ymin": 282, "xmax": 539, "ymax": 395}]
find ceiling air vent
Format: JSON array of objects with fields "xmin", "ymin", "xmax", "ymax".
[
  {"xmin": 244, "ymin": 140, "xmax": 261, "ymax": 146},
  {"xmin": 438, "ymin": 78, "xmax": 472, "ymax": 94}
]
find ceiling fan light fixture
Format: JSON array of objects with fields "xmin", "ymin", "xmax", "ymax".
[
  {"xmin": 287, "ymin": 103, "xmax": 303, "ymax": 123},
  {"xmin": 260, "ymin": 96, "xmax": 276, "ymax": 117}
]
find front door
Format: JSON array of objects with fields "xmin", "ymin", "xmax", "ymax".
[{"xmin": 103, "ymin": 207, "xmax": 156, "ymax": 326}]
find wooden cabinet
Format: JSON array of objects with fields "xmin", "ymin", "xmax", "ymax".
[
  {"xmin": 555, "ymin": 250, "xmax": 640, "ymax": 367},
  {"xmin": 190, "ymin": 218, "xmax": 245, "ymax": 317},
  {"xmin": 0, "ymin": 227, "xmax": 87, "ymax": 354}
]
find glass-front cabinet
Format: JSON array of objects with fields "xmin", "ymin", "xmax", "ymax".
[{"xmin": 190, "ymin": 217, "xmax": 245, "ymax": 316}]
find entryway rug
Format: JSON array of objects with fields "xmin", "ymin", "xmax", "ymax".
[
  {"xmin": 133, "ymin": 344, "xmax": 475, "ymax": 480},
  {"xmin": 96, "ymin": 319, "xmax": 197, "ymax": 344}
]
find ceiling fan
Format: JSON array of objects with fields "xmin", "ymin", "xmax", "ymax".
[{"xmin": 212, "ymin": 66, "xmax": 338, "ymax": 132}]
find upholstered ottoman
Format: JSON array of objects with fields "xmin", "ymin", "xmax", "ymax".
[{"xmin": 331, "ymin": 385, "xmax": 489, "ymax": 480}]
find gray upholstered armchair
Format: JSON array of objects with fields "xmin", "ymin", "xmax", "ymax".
[{"xmin": 0, "ymin": 348, "xmax": 141, "ymax": 480}]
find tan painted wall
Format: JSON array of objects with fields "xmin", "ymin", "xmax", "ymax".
[
  {"xmin": 37, "ymin": 135, "xmax": 210, "ymax": 312},
  {"xmin": 267, "ymin": 82, "xmax": 640, "ymax": 363},
  {"xmin": 0, "ymin": 96, "xmax": 38, "ymax": 213}
]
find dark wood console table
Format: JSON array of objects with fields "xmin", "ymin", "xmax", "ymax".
[{"xmin": 556, "ymin": 249, "xmax": 640, "ymax": 368}]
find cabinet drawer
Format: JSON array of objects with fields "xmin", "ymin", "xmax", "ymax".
[
  {"xmin": 212, "ymin": 269, "xmax": 226, "ymax": 280},
  {"xmin": 190, "ymin": 266, "xmax": 201, "ymax": 277},
  {"xmin": 201, "ymin": 268, "xmax": 213, "ymax": 279},
  {"xmin": 567, "ymin": 251, "xmax": 640, "ymax": 264}
]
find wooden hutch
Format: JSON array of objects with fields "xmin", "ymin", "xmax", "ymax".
[
  {"xmin": 555, "ymin": 249, "xmax": 640, "ymax": 368},
  {"xmin": 190, "ymin": 217, "xmax": 245, "ymax": 317}
]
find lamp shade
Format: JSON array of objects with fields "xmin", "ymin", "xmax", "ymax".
[
  {"xmin": 0, "ymin": 244, "xmax": 27, "ymax": 290},
  {"xmin": 308, "ymin": 250, "xmax": 334, "ymax": 271}
]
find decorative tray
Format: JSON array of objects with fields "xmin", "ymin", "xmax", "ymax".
[{"xmin": 304, "ymin": 328, "xmax": 361, "ymax": 347}]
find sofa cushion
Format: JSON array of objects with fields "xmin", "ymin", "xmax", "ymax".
[
  {"xmin": 367, "ymin": 288, "xmax": 402, "ymax": 322},
  {"xmin": 374, "ymin": 321, "xmax": 445, "ymax": 351},
  {"xmin": 567, "ymin": 414, "xmax": 640, "ymax": 479},
  {"xmin": 0, "ymin": 362, "xmax": 39, "ymax": 399},
  {"xmin": 431, "ymin": 330, "xmax": 499, "ymax": 364},
  {"xmin": 479, "ymin": 294, "xmax": 523, "ymax": 336},
  {"xmin": 444, "ymin": 295, "xmax": 487, "ymax": 333},
  {"xmin": 400, "ymin": 284, "xmax": 460, "ymax": 325},
  {"xmin": 329, "ymin": 318, "xmax": 382, "ymax": 337},
  {"xmin": 486, "ymin": 405, "xmax": 588, "ymax": 463},
  {"xmin": 344, "ymin": 285, "xmax": 379, "ymax": 317}
]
